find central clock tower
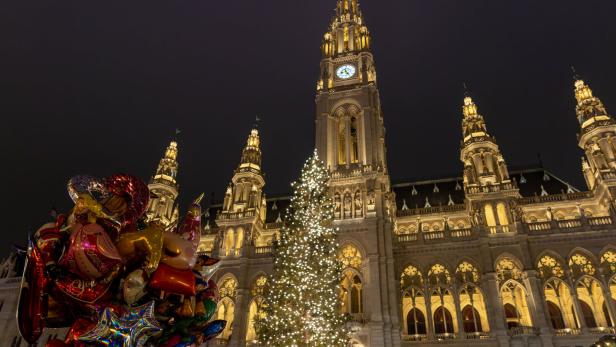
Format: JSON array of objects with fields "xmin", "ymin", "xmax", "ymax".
[{"xmin": 315, "ymin": 1, "xmax": 400, "ymax": 347}]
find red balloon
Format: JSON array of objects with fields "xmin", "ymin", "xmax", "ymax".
[
  {"xmin": 35, "ymin": 215, "xmax": 66, "ymax": 266},
  {"xmin": 17, "ymin": 241, "xmax": 47, "ymax": 344},
  {"xmin": 59, "ymin": 223, "xmax": 122, "ymax": 280},
  {"xmin": 149, "ymin": 263, "xmax": 196, "ymax": 296}
]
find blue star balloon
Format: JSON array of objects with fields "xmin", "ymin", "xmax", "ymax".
[{"xmin": 79, "ymin": 301, "xmax": 161, "ymax": 347}]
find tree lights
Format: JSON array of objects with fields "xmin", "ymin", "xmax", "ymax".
[{"xmin": 255, "ymin": 151, "xmax": 348, "ymax": 347}]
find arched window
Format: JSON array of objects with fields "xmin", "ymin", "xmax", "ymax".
[
  {"xmin": 338, "ymin": 120, "xmax": 346, "ymax": 165},
  {"xmin": 496, "ymin": 202, "xmax": 509, "ymax": 226},
  {"xmin": 428, "ymin": 264, "xmax": 457, "ymax": 335},
  {"xmin": 217, "ymin": 276, "xmax": 238, "ymax": 340},
  {"xmin": 434, "ymin": 306, "xmax": 454, "ymax": 334},
  {"xmin": 484, "ymin": 204, "xmax": 497, "ymax": 231},
  {"xmin": 497, "ymin": 257, "xmax": 532, "ymax": 328},
  {"xmin": 235, "ymin": 227, "xmax": 244, "ymax": 254},
  {"xmin": 341, "ymin": 269, "xmax": 363, "ymax": 315},
  {"xmin": 407, "ymin": 308, "xmax": 426, "ymax": 335},
  {"xmin": 456, "ymin": 262, "xmax": 489, "ymax": 334},
  {"xmin": 350, "ymin": 116, "xmax": 359, "ymax": 164},
  {"xmin": 246, "ymin": 275, "xmax": 268, "ymax": 342},
  {"xmin": 462, "ymin": 305, "xmax": 483, "ymax": 333},
  {"xmin": 224, "ymin": 228, "xmax": 235, "ymax": 256},
  {"xmin": 601, "ymin": 250, "xmax": 616, "ymax": 300},
  {"xmin": 547, "ymin": 301, "xmax": 566, "ymax": 329},
  {"xmin": 401, "ymin": 265, "xmax": 427, "ymax": 337}
]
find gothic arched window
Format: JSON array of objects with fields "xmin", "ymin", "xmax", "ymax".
[{"xmin": 350, "ymin": 116, "xmax": 359, "ymax": 164}]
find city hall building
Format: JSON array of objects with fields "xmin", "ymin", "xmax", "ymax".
[{"xmin": 1, "ymin": 1, "xmax": 616, "ymax": 346}]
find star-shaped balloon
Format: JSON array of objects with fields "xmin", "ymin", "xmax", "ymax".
[{"xmin": 79, "ymin": 301, "xmax": 161, "ymax": 347}]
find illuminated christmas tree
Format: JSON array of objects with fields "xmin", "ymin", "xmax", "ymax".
[{"xmin": 256, "ymin": 151, "xmax": 348, "ymax": 346}]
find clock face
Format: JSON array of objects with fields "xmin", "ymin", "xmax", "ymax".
[{"xmin": 336, "ymin": 64, "xmax": 356, "ymax": 79}]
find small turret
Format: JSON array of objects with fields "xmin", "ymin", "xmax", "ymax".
[
  {"xmin": 574, "ymin": 77, "xmax": 616, "ymax": 187},
  {"xmin": 146, "ymin": 140, "xmax": 180, "ymax": 227}
]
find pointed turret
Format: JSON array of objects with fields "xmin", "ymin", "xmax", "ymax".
[
  {"xmin": 460, "ymin": 94, "xmax": 511, "ymax": 188},
  {"xmin": 146, "ymin": 140, "xmax": 180, "ymax": 227},
  {"xmin": 461, "ymin": 95, "xmax": 491, "ymax": 143},
  {"xmin": 216, "ymin": 127, "xmax": 267, "ymax": 258},
  {"xmin": 459, "ymin": 92, "xmax": 518, "ymax": 235},
  {"xmin": 574, "ymin": 79, "xmax": 614, "ymax": 131},
  {"xmin": 321, "ymin": 0, "xmax": 371, "ymax": 57},
  {"xmin": 238, "ymin": 128, "xmax": 262, "ymax": 173},
  {"xmin": 574, "ymin": 77, "xmax": 616, "ymax": 187}
]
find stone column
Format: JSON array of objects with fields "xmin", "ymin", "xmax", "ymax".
[
  {"xmin": 484, "ymin": 273, "xmax": 510, "ymax": 347},
  {"xmin": 524, "ymin": 271, "xmax": 554, "ymax": 347},
  {"xmin": 230, "ymin": 288, "xmax": 248, "ymax": 347},
  {"xmin": 567, "ymin": 275, "xmax": 587, "ymax": 332},
  {"xmin": 425, "ymin": 286, "xmax": 435, "ymax": 341},
  {"xmin": 453, "ymin": 288, "xmax": 465, "ymax": 340}
]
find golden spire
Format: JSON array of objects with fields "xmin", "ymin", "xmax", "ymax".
[
  {"xmin": 239, "ymin": 128, "xmax": 262, "ymax": 172},
  {"xmin": 322, "ymin": 0, "xmax": 371, "ymax": 58},
  {"xmin": 461, "ymin": 94, "xmax": 489, "ymax": 142},
  {"xmin": 573, "ymin": 78, "xmax": 613, "ymax": 130},
  {"xmin": 153, "ymin": 140, "xmax": 179, "ymax": 186}
]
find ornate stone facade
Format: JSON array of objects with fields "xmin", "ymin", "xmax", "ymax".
[
  {"xmin": 1, "ymin": 1, "xmax": 616, "ymax": 347},
  {"xmin": 192, "ymin": 2, "xmax": 616, "ymax": 347}
]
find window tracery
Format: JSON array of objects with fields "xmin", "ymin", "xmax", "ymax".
[
  {"xmin": 338, "ymin": 244, "xmax": 363, "ymax": 269},
  {"xmin": 401, "ymin": 265, "xmax": 424, "ymax": 289},
  {"xmin": 219, "ymin": 277, "xmax": 238, "ymax": 299},
  {"xmin": 496, "ymin": 258, "xmax": 523, "ymax": 283},
  {"xmin": 428, "ymin": 264, "xmax": 451, "ymax": 287},
  {"xmin": 569, "ymin": 253, "xmax": 596, "ymax": 279},
  {"xmin": 538, "ymin": 255, "xmax": 565, "ymax": 280},
  {"xmin": 456, "ymin": 261, "xmax": 480, "ymax": 284}
]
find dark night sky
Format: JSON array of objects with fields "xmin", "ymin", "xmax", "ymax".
[{"xmin": 2, "ymin": 0, "xmax": 616, "ymax": 255}]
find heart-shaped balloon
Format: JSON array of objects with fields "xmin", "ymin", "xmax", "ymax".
[{"xmin": 60, "ymin": 223, "xmax": 122, "ymax": 280}]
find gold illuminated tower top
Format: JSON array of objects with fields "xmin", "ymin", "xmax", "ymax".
[
  {"xmin": 574, "ymin": 78, "xmax": 616, "ymax": 189},
  {"xmin": 321, "ymin": 0, "xmax": 371, "ymax": 58},
  {"xmin": 238, "ymin": 128, "xmax": 262, "ymax": 174},
  {"xmin": 461, "ymin": 96, "xmax": 492, "ymax": 144},
  {"xmin": 153, "ymin": 140, "xmax": 179, "ymax": 187},
  {"xmin": 317, "ymin": 0, "xmax": 376, "ymax": 92},
  {"xmin": 574, "ymin": 79, "xmax": 614, "ymax": 132},
  {"xmin": 459, "ymin": 93, "xmax": 512, "ymax": 189},
  {"xmin": 146, "ymin": 140, "xmax": 180, "ymax": 227}
]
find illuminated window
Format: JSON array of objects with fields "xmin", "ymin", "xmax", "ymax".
[
  {"xmin": 456, "ymin": 261, "xmax": 480, "ymax": 285},
  {"xmin": 569, "ymin": 253, "xmax": 596, "ymax": 279},
  {"xmin": 338, "ymin": 244, "xmax": 362, "ymax": 269},
  {"xmin": 338, "ymin": 120, "xmax": 346, "ymax": 165},
  {"xmin": 538, "ymin": 255, "xmax": 565, "ymax": 279},
  {"xmin": 341, "ymin": 269, "xmax": 363, "ymax": 314},
  {"xmin": 428, "ymin": 264, "xmax": 451, "ymax": 287},
  {"xmin": 219, "ymin": 277, "xmax": 238, "ymax": 299},
  {"xmin": 496, "ymin": 258, "xmax": 523, "ymax": 282},
  {"xmin": 401, "ymin": 265, "xmax": 424, "ymax": 289},
  {"xmin": 484, "ymin": 204, "xmax": 497, "ymax": 229},
  {"xmin": 350, "ymin": 117, "xmax": 359, "ymax": 163}
]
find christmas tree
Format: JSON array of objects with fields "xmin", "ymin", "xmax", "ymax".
[{"xmin": 255, "ymin": 151, "xmax": 348, "ymax": 346}]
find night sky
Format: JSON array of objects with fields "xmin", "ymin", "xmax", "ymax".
[{"xmin": 2, "ymin": 0, "xmax": 616, "ymax": 255}]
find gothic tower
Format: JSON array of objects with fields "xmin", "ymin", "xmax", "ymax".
[
  {"xmin": 460, "ymin": 94, "xmax": 519, "ymax": 234},
  {"xmin": 574, "ymin": 78, "xmax": 616, "ymax": 191},
  {"xmin": 315, "ymin": 2, "xmax": 400, "ymax": 346},
  {"xmin": 216, "ymin": 128, "xmax": 267, "ymax": 259},
  {"xmin": 145, "ymin": 140, "xmax": 180, "ymax": 227}
]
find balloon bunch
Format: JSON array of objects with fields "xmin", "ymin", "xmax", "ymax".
[{"xmin": 17, "ymin": 174, "xmax": 225, "ymax": 347}]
